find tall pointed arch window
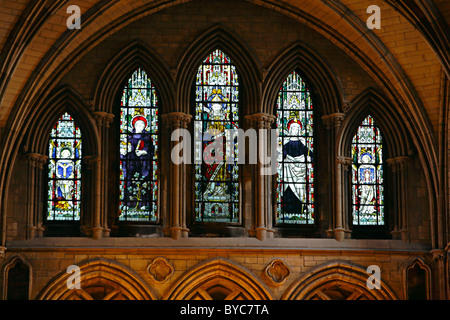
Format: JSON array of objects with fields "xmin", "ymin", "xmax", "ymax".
[
  {"xmin": 47, "ymin": 112, "xmax": 82, "ymax": 221},
  {"xmin": 194, "ymin": 49, "xmax": 239, "ymax": 223},
  {"xmin": 276, "ymin": 71, "xmax": 314, "ymax": 225},
  {"xmin": 351, "ymin": 115, "xmax": 384, "ymax": 226},
  {"xmin": 119, "ymin": 68, "xmax": 158, "ymax": 222}
]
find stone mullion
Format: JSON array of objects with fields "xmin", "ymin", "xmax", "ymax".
[
  {"xmin": 26, "ymin": 153, "xmax": 47, "ymax": 239},
  {"xmin": 162, "ymin": 112, "xmax": 192, "ymax": 240},
  {"xmin": 92, "ymin": 111, "xmax": 114, "ymax": 237}
]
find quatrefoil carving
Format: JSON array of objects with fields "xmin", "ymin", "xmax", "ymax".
[
  {"xmin": 265, "ymin": 259, "xmax": 291, "ymax": 285},
  {"xmin": 147, "ymin": 257, "xmax": 174, "ymax": 283}
]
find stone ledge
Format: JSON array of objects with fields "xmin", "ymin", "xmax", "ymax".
[{"xmin": 5, "ymin": 237, "xmax": 431, "ymax": 253}]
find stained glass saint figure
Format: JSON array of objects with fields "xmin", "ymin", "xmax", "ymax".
[
  {"xmin": 119, "ymin": 68, "xmax": 158, "ymax": 222},
  {"xmin": 276, "ymin": 71, "xmax": 314, "ymax": 224},
  {"xmin": 47, "ymin": 113, "xmax": 82, "ymax": 221},
  {"xmin": 194, "ymin": 49, "xmax": 239, "ymax": 223},
  {"xmin": 351, "ymin": 115, "xmax": 384, "ymax": 225}
]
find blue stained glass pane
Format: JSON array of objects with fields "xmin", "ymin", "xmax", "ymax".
[
  {"xmin": 119, "ymin": 68, "xmax": 158, "ymax": 222},
  {"xmin": 351, "ymin": 115, "xmax": 384, "ymax": 226},
  {"xmin": 47, "ymin": 113, "xmax": 82, "ymax": 221}
]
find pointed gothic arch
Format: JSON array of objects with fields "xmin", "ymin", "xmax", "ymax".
[
  {"xmin": 176, "ymin": 26, "xmax": 262, "ymax": 116},
  {"xmin": 163, "ymin": 257, "xmax": 273, "ymax": 300},
  {"xmin": 262, "ymin": 42, "xmax": 344, "ymax": 117},
  {"xmin": 339, "ymin": 88, "xmax": 412, "ymax": 159},
  {"xmin": 403, "ymin": 257, "xmax": 432, "ymax": 300},
  {"xmin": 282, "ymin": 260, "xmax": 398, "ymax": 300},
  {"xmin": 1, "ymin": 255, "xmax": 32, "ymax": 300},
  {"xmin": 93, "ymin": 40, "xmax": 174, "ymax": 115},
  {"xmin": 37, "ymin": 258, "xmax": 157, "ymax": 300}
]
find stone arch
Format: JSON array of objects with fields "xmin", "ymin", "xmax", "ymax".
[
  {"xmin": 1, "ymin": 254, "xmax": 32, "ymax": 300},
  {"xmin": 93, "ymin": 40, "xmax": 175, "ymax": 115},
  {"xmin": 163, "ymin": 258, "xmax": 273, "ymax": 300},
  {"xmin": 37, "ymin": 258, "xmax": 157, "ymax": 300},
  {"xmin": 282, "ymin": 260, "xmax": 398, "ymax": 300},
  {"xmin": 23, "ymin": 85, "xmax": 99, "ymax": 158},
  {"xmin": 262, "ymin": 42, "xmax": 344, "ymax": 116},
  {"xmin": 175, "ymin": 25, "xmax": 262, "ymax": 116},
  {"xmin": 338, "ymin": 88, "xmax": 412, "ymax": 160}
]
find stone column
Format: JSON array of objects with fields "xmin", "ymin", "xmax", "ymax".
[
  {"xmin": 162, "ymin": 112, "xmax": 192, "ymax": 240},
  {"xmin": 92, "ymin": 111, "xmax": 114, "ymax": 237},
  {"xmin": 335, "ymin": 156, "xmax": 352, "ymax": 241},
  {"xmin": 84, "ymin": 154, "xmax": 102, "ymax": 240},
  {"xmin": 430, "ymin": 249, "xmax": 447, "ymax": 299},
  {"xmin": 387, "ymin": 156, "xmax": 409, "ymax": 240},
  {"xmin": 321, "ymin": 113, "xmax": 346, "ymax": 240},
  {"xmin": 245, "ymin": 113, "xmax": 275, "ymax": 241},
  {"xmin": 26, "ymin": 153, "xmax": 48, "ymax": 239}
]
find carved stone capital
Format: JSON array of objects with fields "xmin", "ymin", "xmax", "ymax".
[
  {"xmin": 83, "ymin": 154, "xmax": 101, "ymax": 169},
  {"xmin": 26, "ymin": 153, "xmax": 48, "ymax": 169},
  {"xmin": 245, "ymin": 113, "xmax": 275, "ymax": 129},
  {"xmin": 386, "ymin": 156, "xmax": 409, "ymax": 172},
  {"xmin": 92, "ymin": 111, "xmax": 115, "ymax": 128},
  {"xmin": 162, "ymin": 112, "xmax": 192, "ymax": 129},
  {"xmin": 336, "ymin": 156, "xmax": 352, "ymax": 169},
  {"xmin": 321, "ymin": 113, "xmax": 345, "ymax": 129},
  {"xmin": 259, "ymin": 68, "xmax": 268, "ymax": 82}
]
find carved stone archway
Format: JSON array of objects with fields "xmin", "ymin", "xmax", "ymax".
[
  {"xmin": 164, "ymin": 258, "xmax": 273, "ymax": 300},
  {"xmin": 283, "ymin": 261, "xmax": 398, "ymax": 300},
  {"xmin": 37, "ymin": 258, "xmax": 157, "ymax": 300}
]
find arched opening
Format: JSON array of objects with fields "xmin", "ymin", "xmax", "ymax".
[
  {"xmin": 164, "ymin": 258, "xmax": 273, "ymax": 300},
  {"xmin": 37, "ymin": 258, "xmax": 157, "ymax": 300}
]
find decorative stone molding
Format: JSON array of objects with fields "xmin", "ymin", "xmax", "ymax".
[
  {"xmin": 342, "ymin": 102, "xmax": 352, "ymax": 113},
  {"xmin": 430, "ymin": 249, "xmax": 446, "ymax": 261},
  {"xmin": 265, "ymin": 259, "xmax": 291, "ymax": 285},
  {"xmin": 147, "ymin": 257, "xmax": 174, "ymax": 283}
]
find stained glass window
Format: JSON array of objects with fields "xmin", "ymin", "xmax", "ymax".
[
  {"xmin": 194, "ymin": 49, "xmax": 239, "ymax": 223},
  {"xmin": 276, "ymin": 71, "xmax": 314, "ymax": 225},
  {"xmin": 47, "ymin": 112, "xmax": 82, "ymax": 221},
  {"xmin": 119, "ymin": 68, "xmax": 158, "ymax": 222},
  {"xmin": 351, "ymin": 115, "xmax": 384, "ymax": 225}
]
